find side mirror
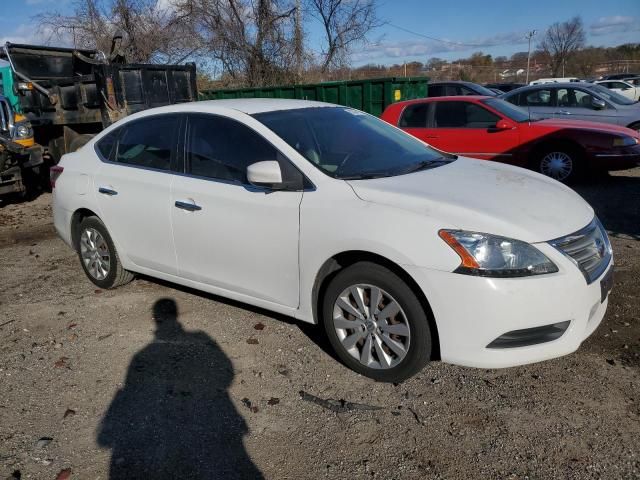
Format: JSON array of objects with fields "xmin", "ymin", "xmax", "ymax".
[
  {"xmin": 591, "ymin": 98, "xmax": 606, "ymax": 110},
  {"xmin": 490, "ymin": 119, "xmax": 514, "ymax": 131},
  {"xmin": 247, "ymin": 161, "xmax": 283, "ymax": 188}
]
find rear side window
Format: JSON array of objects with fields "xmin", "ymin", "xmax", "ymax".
[
  {"xmin": 115, "ymin": 115, "xmax": 179, "ymax": 171},
  {"xmin": 186, "ymin": 114, "xmax": 278, "ymax": 184},
  {"xmin": 399, "ymin": 103, "xmax": 428, "ymax": 128},
  {"xmin": 428, "ymin": 85, "xmax": 445, "ymax": 97},
  {"xmin": 520, "ymin": 89, "xmax": 553, "ymax": 107},
  {"xmin": 96, "ymin": 131, "xmax": 117, "ymax": 161}
]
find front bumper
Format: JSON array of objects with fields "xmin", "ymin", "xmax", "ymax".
[
  {"xmin": 406, "ymin": 243, "xmax": 610, "ymax": 369},
  {"xmin": 590, "ymin": 144, "xmax": 640, "ymax": 171}
]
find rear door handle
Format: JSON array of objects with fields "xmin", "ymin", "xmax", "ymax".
[
  {"xmin": 98, "ymin": 187, "xmax": 118, "ymax": 196},
  {"xmin": 175, "ymin": 200, "xmax": 202, "ymax": 212},
  {"xmin": 556, "ymin": 110, "xmax": 571, "ymax": 115}
]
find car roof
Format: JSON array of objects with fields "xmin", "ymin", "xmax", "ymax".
[
  {"xmin": 124, "ymin": 98, "xmax": 339, "ymax": 119},
  {"xmin": 504, "ymin": 82, "xmax": 596, "ymax": 96},
  {"xmin": 393, "ymin": 95, "xmax": 492, "ymax": 107},
  {"xmin": 429, "ymin": 80, "xmax": 476, "ymax": 86}
]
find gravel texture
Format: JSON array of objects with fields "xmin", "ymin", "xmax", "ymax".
[{"xmin": 0, "ymin": 168, "xmax": 638, "ymax": 479}]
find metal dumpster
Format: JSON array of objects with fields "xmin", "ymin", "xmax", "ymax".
[{"xmin": 199, "ymin": 77, "xmax": 429, "ymax": 117}]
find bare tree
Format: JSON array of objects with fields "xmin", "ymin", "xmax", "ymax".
[
  {"xmin": 177, "ymin": 0, "xmax": 301, "ymax": 86},
  {"xmin": 306, "ymin": 0, "xmax": 381, "ymax": 72},
  {"xmin": 538, "ymin": 16, "xmax": 585, "ymax": 76},
  {"xmin": 36, "ymin": 0, "xmax": 200, "ymax": 64}
]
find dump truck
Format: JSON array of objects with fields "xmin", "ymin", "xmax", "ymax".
[
  {"xmin": 199, "ymin": 76, "xmax": 429, "ymax": 117},
  {"xmin": 0, "ymin": 41, "xmax": 197, "ymax": 198},
  {"xmin": 0, "ymin": 92, "xmax": 42, "ymax": 197}
]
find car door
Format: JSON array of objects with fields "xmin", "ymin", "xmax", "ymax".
[
  {"xmin": 555, "ymin": 87, "xmax": 619, "ymax": 125},
  {"xmin": 94, "ymin": 114, "xmax": 181, "ymax": 275},
  {"xmin": 170, "ymin": 113, "xmax": 303, "ymax": 307},
  {"xmin": 420, "ymin": 100, "xmax": 520, "ymax": 163}
]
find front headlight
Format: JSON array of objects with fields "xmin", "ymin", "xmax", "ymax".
[
  {"xmin": 439, "ymin": 230, "xmax": 558, "ymax": 277},
  {"xmin": 613, "ymin": 136, "xmax": 638, "ymax": 147},
  {"xmin": 14, "ymin": 123, "xmax": 33, "ymax": 138}
]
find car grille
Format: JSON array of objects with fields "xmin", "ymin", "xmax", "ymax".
[{"xmin": 549, "ymin": 218, "xmax": 612, "ymax": 284}]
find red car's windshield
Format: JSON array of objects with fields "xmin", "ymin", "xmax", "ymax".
[{"xmin": 481, "ymin": 98, "xmax": 531, "ymax": 123}]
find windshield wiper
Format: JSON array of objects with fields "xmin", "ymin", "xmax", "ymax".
[
  {"xmin": 340, "ymin": 172, "xmax": 392, "ymax": 180},
  {"xmin": 398, "ymin": 158, "xmax": 449, "ymax": 175}
]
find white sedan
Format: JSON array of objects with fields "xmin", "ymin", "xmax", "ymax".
[
  {"xmin": 51, "ymin": 99, "xmax": 614, "ymax": 382},
  {"xmin": 595, "ymin": 80, "xmax": 640, "ymax": 101}
]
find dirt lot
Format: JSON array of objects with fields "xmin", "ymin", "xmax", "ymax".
[{"xmin": 1, "ymin": 169, "xmax": 639, "ymax": 480}]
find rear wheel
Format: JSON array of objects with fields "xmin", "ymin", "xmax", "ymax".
[
  {"xmin": 322, "ymin": 262, "xmax": 432, "ymax": 382},
  {"xmin": 532, "ymin": 145, "xmax": 582, "ymax": 183},
  {"xmin": 77, "ymin": 216, "xmax": 134, "ymax": 289}
]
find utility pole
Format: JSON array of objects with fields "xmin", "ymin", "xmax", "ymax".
[
  {"xmin": 294, "ymin": 0, "xmax": 303, "ymax": 79},
  {"xmin": 525, "ymin": 30, "xmax": 537, "ymax": 84}
]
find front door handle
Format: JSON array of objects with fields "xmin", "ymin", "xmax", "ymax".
[
  {"xmin": 98, "ymin": 187, "xmax": 118, "ymax": 196},
  {"xmin": 175, "ymin": 200, "xmax": 202, "ymax": 212},
  {"xmin": 424, "ymin": 135, "xmax": 439, "ymax": 139},
  {"xmin": 556, "ymin": 110, "xmax": 571, "ymax": 115}
]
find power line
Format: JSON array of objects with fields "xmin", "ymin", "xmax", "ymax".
[{"xmin": 387, "ymin": 23, "xmax": 529, "ymax": 48}]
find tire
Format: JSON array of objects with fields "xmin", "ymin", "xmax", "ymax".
[
  {"xmin": 76, "ymin": 216, "xmax": 134, "ymax": 289},
  {"xmin": 322, "ymin": 262, "xmax": 432, "ymax": 383},
  {"xmin": 531, "ymin": 144, "xmax": 582, "ymax": 183}
]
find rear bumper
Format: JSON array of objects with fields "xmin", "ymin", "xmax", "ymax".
[{"xmin": 405, "ymin": 244, "xmax": 610, "ymax": 369}]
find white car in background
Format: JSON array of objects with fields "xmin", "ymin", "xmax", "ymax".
[
  {"xmin": 529, "ymin": 77, "xmax": 581, "ymax": 85},
  {"xmin": 51, "ymin": 99, "xmax": 614, "ymax": 382},
  {"xmin": 595, "ymin": 80, "xmax": 640, "ymax": 101}
]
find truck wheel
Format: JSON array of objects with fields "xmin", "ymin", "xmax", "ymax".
[
  {"xmin": 532, "ymin": 145, "xmax": 582, "ymax": 183},
  {"xmin": 77, "ymin": 216, "xmax": 134, "ymax": 289},
  {"xmin": 322, "ymin": 262, "xmax": 432, "ymax": 382}
]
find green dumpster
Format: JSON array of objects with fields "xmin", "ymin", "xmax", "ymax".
[{"xmin": 199, "ymin": 77, "xmax": 429, "ymax": 117}]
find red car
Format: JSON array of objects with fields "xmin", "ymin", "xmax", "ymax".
[{"xmin": 381, "ymin": 96, "xmax": 640, "ymax": 182}]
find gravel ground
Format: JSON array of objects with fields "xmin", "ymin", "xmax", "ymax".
[{"xmin": 0, "ymin": 169, "xmax": 638, "ymax": 480}]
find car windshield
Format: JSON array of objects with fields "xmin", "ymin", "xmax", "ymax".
[
  {"xmin": 253, "ymin": 107, "xmax": 454, "ymax": 180},
  {"xmin": 481, "ymin": 98, "xmax": 531, "ymax": 122},
  {"xmin": 588, "ymin": 84, "xmax": 636, "ymax": 105}
]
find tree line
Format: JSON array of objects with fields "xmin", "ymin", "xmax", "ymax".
[{"xmin": 35, "ymin": 7, "xmax": 640, "ymax": 88}]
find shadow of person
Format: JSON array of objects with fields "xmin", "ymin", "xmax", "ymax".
[{"xmin": 97, "ymin": 298, "xmax": 263, "ymax": 479}]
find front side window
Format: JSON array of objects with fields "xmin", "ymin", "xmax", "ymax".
[
  {"xmin": 433, "ymin": 101, "xmax": 500, "ymax": 128},
  {"xmin": 186, "ymin": 114, "xmax": 278, "ymax": 183},
  {"xmin": 116, "ymin": 115, "xmax": 179, "ymax": 170},
  {"xmin": 254, "ymin": 107, "xmax": 451, "ymax": 180}
]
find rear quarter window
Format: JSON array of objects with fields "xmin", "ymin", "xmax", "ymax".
[{"xmin": 96, "ymin": 131, "xmax": 118, "ymax": 161}]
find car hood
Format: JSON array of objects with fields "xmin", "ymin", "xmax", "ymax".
[
  {"xmin": 533, "ymin": 118, "xmax": 638, "ymax": 135},
  {"xmin": 347, "ymin": 157, "xmax": 594, "ymax": 243}
]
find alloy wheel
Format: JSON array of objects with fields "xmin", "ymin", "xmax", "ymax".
[
  {"xmin": 80, "ymin": 227, "xmax": 111, "ymax": 280},
  {"xmin": 332, "ymin": 284, "xmax": 411, "ymax": 369}
]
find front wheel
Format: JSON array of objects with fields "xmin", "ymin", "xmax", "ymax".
[
  {"xmin": 77, "ymin": 216, "xmax": 134, "ymax": 289},
  {"xmin": 532, "ymin": 146, "xmax": 582, "ymax": 183},
  {"xmin": 322, "ymin": 262, "xmax": 432, "ymax": 382}
]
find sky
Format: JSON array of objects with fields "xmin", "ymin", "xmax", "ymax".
[{"xmin": 0, "ymin": 0, "xmax": 638, "ymax": 67}]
